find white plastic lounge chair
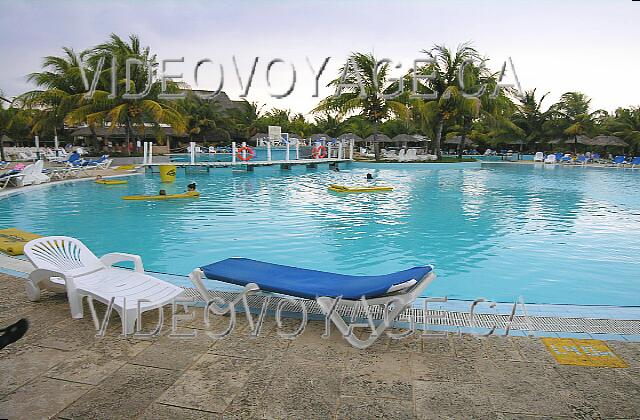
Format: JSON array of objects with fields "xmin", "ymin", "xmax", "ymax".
[
  {"xmin": 1, "ymin": 162, "xmax": 37, "ymax": 187},
  {"xmin": 15, "ymin": 160, "xmax": 50, "ymax": 186},
  {"xmin": 405, "ymin": 149, "xmax": 418, "ymax": 162},
  {"xmin": 190, "ymin": 258, "xmax": 436, "ymax": 349},
  {"xmin": 397, "ymin": 149, "xmax": 406, "ymax": 162},
  {"xmin": 24, "ymin": 236, "xmax": 184, "ymax": 334},
  {"xmin": 0, "ymin": 169, "xmax": 23, "ymax": 190},
  {"xmin": 533, "ymin": 152, "xmax": 544, "ymax": 162},
  {"xmin": 17, "ymin": 151, "xmax": 36, "ymax": 162},
  {"xmin": 544, "ymin": 154, "xmax": 557, "ymax": 164}
]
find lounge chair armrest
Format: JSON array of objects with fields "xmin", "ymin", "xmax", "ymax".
[
  {"xmin": 100, "ymin": 252, "xmax": 145, "ymax": 273},
  {"xmin": 387, "ymin": 279, "xmax": 417, "ymax": 293}
]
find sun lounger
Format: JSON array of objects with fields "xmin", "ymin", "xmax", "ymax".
[
  {"xmin": 533, "ymin": 152, "xmax": 544, "ymax": 162},
  {"xmin": 613, "ymin": 155, "xmax": 628, "ymax": 167},
  {"xmin": 24, "ymin": 236, "xmax": 184, "ymax": 334},
  {"xmin": 544, "ymin": 154, "xmax": 557, "ymax": 164},
  {"xmin": 0, "ymin": 169, "xmax": 22, "ymax": 190},
  {"xmin": 575, "ymin": 155, "xmax": 589, "ymax": 165},
  {"xmin": 18, "ymin": 160, "xmax": 50, "ymax": 186},
  {"xmin": 630, "ymin": 157, "xmax": 640, "ymax": 169},
  {"xmin": 190, "ymin": 258, "xmax": 436, "ymax": 348}
]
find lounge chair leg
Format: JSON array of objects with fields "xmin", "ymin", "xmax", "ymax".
[
  {"xmin": 68, "ymin": 293, "xmax": 84, "ymax": 319},
  {"xmin": 317, "ymin": 297, "xmax": 389, "ymax": 350},
  {"xmin": 25, "ymin": 281, "xmax": 41, "ymax": 302},
  {"xmin": 124, "ymin": 310, "xmax": 138, "ymax": 335}
]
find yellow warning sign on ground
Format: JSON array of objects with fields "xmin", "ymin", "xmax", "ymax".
[{"xmin": 541, "ymin": 338, "xmax": 628, "ymax": 368}]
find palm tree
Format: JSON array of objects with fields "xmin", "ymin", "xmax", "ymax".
[
  {"xmin": 66, "ymin": 34, "xmax": 186, "ymax": 154},
  {"xmin": 605, "ymin": 107, "xmax": 640, "ymax": 154},
  {"xmin": 312, "ymin": 112, "xmax": 343, "ymax": 137},
  {"xmin": 314, "ymin": 52, "xmax": 409, "ymax": 159},
  {"xmin": 510, "ymin": 89, "xmax": 551, "ymax": 151},
  {"xmin": 411, "ymin": 43, "xmax": 485, "ymax": 157},
  {"xmin": 413, "ymin": 43, "xmax": 522, "ymax": 158},
  {"xmin": 17, "ymin": 47, "xmax": 91, "ymax": 147},
  {"xmin": 180, "ymin": 92, "xmax": 232, "ymax": 143},
  {"xmin": 548, "ymin": 92, "xmax": 601, "ymax": 153}
]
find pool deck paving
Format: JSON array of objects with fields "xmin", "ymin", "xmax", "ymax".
[{"xmin": 0, "ymin": 273, "xmax": 639, "ymax": 419}]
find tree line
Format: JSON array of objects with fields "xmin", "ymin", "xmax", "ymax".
[{"xmin": 1, "ymin": 34, "xmax": 639, "ymax": 161}]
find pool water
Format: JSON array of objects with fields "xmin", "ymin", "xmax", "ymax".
[{"xmin": 1, "ymin": 162, "xmax": 639, "ymax": 306}]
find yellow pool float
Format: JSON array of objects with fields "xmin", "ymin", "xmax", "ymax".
[
  {"xmin": 0, "ymin": 228, "xmax": 42, "ymax": 256},
  {"xmin": 328, "ymin": 184, "xmax": 393, "ymax": 193},
  {"xmin": 96, "ymin": 179, "xmax": 128, "ymax": 185},
  {"xmin": 115, "ymin": 165, "xmax": 137, "ymax": 171},
  {"xmin": 122, "ymin": 191, "xmax": 200, "ymax": 201}
]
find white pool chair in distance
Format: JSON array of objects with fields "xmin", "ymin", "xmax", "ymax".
[
  {"xmin": 405, "ymin": 148, "xmax": 418, "ymax": 162},
  {"xmin": 533, "ymin": 152, "xmax": 544, "ymax": 162},
  {"xmin": 24, "ymin": 236, "xmax": 184, "ymax": 334},
  {"xmin": 544, "ymin": 154, "xmax": 557, "ymax": 164},
  {"xmin": 17, "ymin": 160, "xmax": 50, "ymax": 186},
  {"xmin": 397, "ymin": 149, "xmax": 406, "ymax": 162}
]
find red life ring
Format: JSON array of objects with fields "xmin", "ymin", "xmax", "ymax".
[
  {"xmin": 312, "ymin": 145, "xmax": 327, "ymax": 159},
  {"xmin": 237, "ymin": 146, "xmax": 255, "ymax": 161}
]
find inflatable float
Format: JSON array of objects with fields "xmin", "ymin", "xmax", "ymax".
[
  {"xmin": 122, "ymin": 191, "xmax": 200, "ymax": 201},
  {"xmin": 114, "ymin": 165, "xmax": 137, "ymax": 171},
  {"xmin": 328, "ymin": 184, "xmax": 393, "ymax": 193},
  {"xmin": 0, "ymin": 228, "xmax": 42, "ymax": 256},
  {"xmin": 96, "ymin": 179, "xmax": 128, "ymax": 185}
]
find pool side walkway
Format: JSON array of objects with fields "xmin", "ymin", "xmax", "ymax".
[{"xmin": 1, "ymin": 273, "xmax": 639, "ymax": 419}]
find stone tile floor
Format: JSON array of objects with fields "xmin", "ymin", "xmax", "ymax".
[{"xmin": 0, "ymin": 273, "xmax": 638, "ymax": 419}]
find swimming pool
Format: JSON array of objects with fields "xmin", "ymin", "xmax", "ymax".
[{"xmin": 1, "ymin": 162, "xmax": 639, "ymax": 306}]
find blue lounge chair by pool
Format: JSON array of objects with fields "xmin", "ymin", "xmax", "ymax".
[
  {"xmin": 613, "ymin": 155, "xmax": 628, "ymax": 167},
  {"xmin": 554, "ymin": 152, "xmax": 564, "ymax": 161},
  {"xmin": 575, "ymin": 155, "xmax": 589, "ymax": 165},
  {"xmin": 630, "ymin": 156, "xmax": 640, "ymax": 169},
  {"xmin": 190, "ymin": 258, "xmax": 436, "ymax": 349},
  {"xmin": 559, "ymin": 155, "xmax": 572, "ymax": 163}
]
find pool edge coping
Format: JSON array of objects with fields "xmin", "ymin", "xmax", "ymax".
[{"xmin": 1, "ymin": 255, "xmax": 638, "ymax": 342}]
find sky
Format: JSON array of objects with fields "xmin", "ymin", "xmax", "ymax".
[{"xmin": 0, "ymin": 0, "xmax": 638, "ymax": 116}]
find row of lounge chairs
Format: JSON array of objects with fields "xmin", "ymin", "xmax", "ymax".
[
  {"xmin": 22, "ymin": 236, "xmax": 435, "ymax": 348},
  {"xmin": 0, "ymin": 154, "xmax": 113, "ymax": 190},
  {"xmin": 382, "ymin": 149, "xmax": 438, "ymax": 162},
  {"xmin": 535, "ymin": 152, "xmax": 640, "ymax": 167},
  {"xmin": 0, "ymin": 160, "xmax": 50, "ymax": 190}
]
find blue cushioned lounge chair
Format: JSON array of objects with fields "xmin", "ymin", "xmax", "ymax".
[{"xmin": 190, "ymin": 258, "xmax": 436, "ymax": 348}]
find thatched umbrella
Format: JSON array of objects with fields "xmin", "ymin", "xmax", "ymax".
[
  {"xmin": 549, "ymin": 136, "xmax": 593, "ymax": 153},
  {"xmin": 590, "ymin": 135, "xmax": 628, "ymax": 148},
  {"xmin": 250, "ymin": 133, "xmax": 269, "ymax": 145},
  {"xmin": 309, "ymin": 133, "xmax": 332, "ymax": 142},
  {"xmin": 337, "ymin": 133, "xmax": 362, "ymax": 142}
]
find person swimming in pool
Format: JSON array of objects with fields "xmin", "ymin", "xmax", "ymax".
[
  {"xmin": 187, "ymin": 182, "xmax": 197, "ymax": 192},
  {"xmin": 159, "ymin": 189, "xmax": 167, "ymax": 196},
  {"xmin": 366, "ymin": 173, "xmax": 374, "ymax": 180}
]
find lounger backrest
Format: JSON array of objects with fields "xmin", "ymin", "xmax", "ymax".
[
  {"xmin": 33, "ymin": 160, "xmax": 44, "ymax": 174},
  {"xmin": 24, "ymin": 236, "xmax": 105, "ymax": 277},
  {"xmin": 20, "ymin": 163, "xmax": 35, "ymax": 176}
]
